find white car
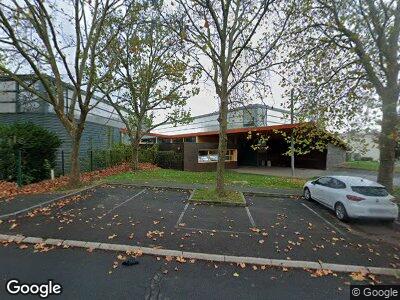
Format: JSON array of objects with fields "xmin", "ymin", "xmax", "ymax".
[{"xmin": 303, "ymin": 176, "xmax": 399, "ymax": 222}]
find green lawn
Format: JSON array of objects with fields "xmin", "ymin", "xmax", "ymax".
[
  {"xmin": 190, "ymin": 188, "xmax": 246, "ymax": 205},
  {"xmin": 342, "ymin": 160, "xmax": 400, "ymax": 173},
  {"xmin": 107, "ymin": 169, "xmax": 306, "ymax": 189}
]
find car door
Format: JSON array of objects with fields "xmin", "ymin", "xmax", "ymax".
[
  {"xmin": 312, "ymin": 177, "xmax": 332, "ymax": 204},
  {"xmin": 324, "ymin": 178, "xmax": 346, "ymax": 209}
]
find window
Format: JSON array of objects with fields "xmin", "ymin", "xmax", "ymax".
[
  {"xmin": 351, "ymin": 186, "xmax": 389, "ymax": 197},
  {"xmin": 315, "ymin": 177, "xmax": 345, "ymax": 189},
  {"xmin": 329, "ymin": 178, "xmax": 346, "ymax": 189},
  {"xmin": 315, "ymin": 177, "xmax": 331, "ymax": 186},
  {"xmin": 198, "ymin": 149, "xmax": 237, "ymax": 163}
]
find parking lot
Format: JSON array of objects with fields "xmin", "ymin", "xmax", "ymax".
[{"xmin": 0, "ymin": 184, "xmax": 399, "ymax": 269}]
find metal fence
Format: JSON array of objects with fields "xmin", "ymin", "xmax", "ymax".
[
  {"xmin": 56, "ymin": 148, "xmax": 134, "ymax": 176},
  {"xmin": 3, "ymin": 146, "xmax": 183, "ymax": 185}
]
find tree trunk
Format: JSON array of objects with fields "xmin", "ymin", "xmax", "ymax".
[
  {"xmin": 69, "ymin": 132, "xmax": 82, "ymax": 187},
  {"xmin": 131, "ymin": 138, "xmax": 140, "ymax": 171},
  {"xmin": 216, "ymin": 92, "xmax": 229, "ymax": 196},
  {"xmin": 377, "ymin": 91, "xmax": 398, "ymax": 192}
]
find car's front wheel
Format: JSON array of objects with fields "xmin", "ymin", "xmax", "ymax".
[
  {"xmin": 335, "ymin": 203, "xmax": 348, "ymax": 222},
  {"xmin": 303, "ymin": 187, "xmax": 312, "ymax": 201}
]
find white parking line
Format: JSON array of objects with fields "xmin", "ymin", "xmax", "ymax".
[
  {"xmin": 103, "ymin": 189, "xmax": 146, "ymax": 217},
  {"xmin": 175, "ymin": 202, "xmax": 189, "ymax": 227},
  {"xmin": 301, "ymin": 203, "xmax": 346, "ymax": 236},
  {"xmin": 245, "ymin": 207, "xmax": 256, "ymax": 227},
  {"xmin": 0, "ymin": 184, "xmax": 100, "ymax": 219}
]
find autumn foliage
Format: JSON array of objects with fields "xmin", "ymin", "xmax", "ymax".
[{"xmin": 0, "ymin": 162, "xmax": 157, "ymax": 199}]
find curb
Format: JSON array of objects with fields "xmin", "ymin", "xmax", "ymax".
[
  {"xmin": 1, "ymin": 233, "xmax": 398, "ymax": 277},
  {"xmin": 105, "ymin": 182, "xmax": 189, "ymax": 192},
  {"xmin": 0, "ymin": 184, "xmax": 100, "ymax": 220},
  {"xmin": 187, "ymin": 189, "xmax": 247, "ymax": 207},
  {"xmin": 187, "ymin": 200, "xmax": 247, "ymax": 207},
  {"xmin": 105, "ymin": 181, "xmax": 301, "ymax": 198}
]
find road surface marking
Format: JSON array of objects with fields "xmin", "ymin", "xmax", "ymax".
[
  {"xmin": 245, "ymin": 207, "xmax": 256, "ymax": 227},
  {"xmin": 103, "ymin": 189, "xmax": 146, "ymax": 217},
  {"xmin": 301, "ymin": 203, "xmax": 345, "ymax": 236},
  {"xmin": 0, "ymin": 184, "xmax": 100, "ymax": 219},
  {"xmin": 175, "ymin": 203, "xmax": 190, "ymax": 227}
]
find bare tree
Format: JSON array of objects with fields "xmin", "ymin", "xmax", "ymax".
[
  {"xmin": 100, "ymin": 2, "xmax": 198, "ymax": 170},
  {"xmin": 166, "ymin": 0, "xmax": 292, "ymax": 195},
  {"xmin": 0, "ymin": 0, "xmax": 124, "ymax": 186},
  {"xmin": 283, "ymin": 0, "xmax": 400, "ymax": 191}
]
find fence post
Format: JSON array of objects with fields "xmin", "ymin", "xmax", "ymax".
[
  {"xmin": 61, "ymin": 150, "xmax": 65, "ymax": 176},
  {"xmin": 90, "ymin": 150, "xmax": 93, "ymax": 171},
  {"xmin": 17, "ymin": 149, "xmax": 22, "ymax": 187}
]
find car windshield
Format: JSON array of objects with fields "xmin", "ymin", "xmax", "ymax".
[{"xmin": 351, "ymin": 186, "xmax": 389, "ymax": 197}]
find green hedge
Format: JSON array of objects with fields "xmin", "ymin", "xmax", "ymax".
[
  {"xmin": 0, "ymin": 122, "xmax": 61, "ymax": 184},
  {"xmin": 155, "ymin": 150, "xmax": 183, "ymax": 170},
  {"xmin": 83, "ymin": 144, "xmax": 158, "ymax": 171}
]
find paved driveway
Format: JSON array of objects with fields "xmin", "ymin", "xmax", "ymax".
[
  {"xmin": 0, "ymin": 183, "xmax": 399, "ymax": 298},
  {"xmin": 1, "ymin": 184, "xmax": 399, "ymax": 268}
]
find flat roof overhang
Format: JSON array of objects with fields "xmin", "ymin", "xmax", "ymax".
[{"xmin": 139, "ymin": 123, "xmax": 305, "ymax": 139}]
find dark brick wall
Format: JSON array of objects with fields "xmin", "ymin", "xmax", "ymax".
[
  {"xmin": 0, "ymin": 113, "xmax": 121, "ymax": 174},
  {"xmin": 183, "ymin": 142, "xmax": 238, "ymax": 172}
]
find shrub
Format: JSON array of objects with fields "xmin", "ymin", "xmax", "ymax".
[
  {"xmin": 155, "ymin": 150, "xmax": 183, "ymax": 170},
  {"xmin": 85, "ymin": 143, "xmax": 157, "ymax": 171},
  {"xmin": 139, "ymin": 144, "xmax": 158, "ymax": 163},
  {"xmin": 0, "ymin": 122, "xmax": 61, "ymax": 184}
]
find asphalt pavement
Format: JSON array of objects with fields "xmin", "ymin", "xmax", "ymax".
[{"xmin": 1, "ymin": 244, "xmax": 399, "ymax": 299}]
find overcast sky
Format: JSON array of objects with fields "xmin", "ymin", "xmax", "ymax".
[{"xmin": 184, "ymin": 73, "xmax": 286, "ymax": 118}]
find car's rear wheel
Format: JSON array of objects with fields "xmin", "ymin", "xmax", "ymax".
[
  {"xmin": 335, "ymin": 203, "xmax": 348, "ymax": 222},
  {"xmin": 303, "ymin": 187, "xmax": 312, "ymax": 201}
]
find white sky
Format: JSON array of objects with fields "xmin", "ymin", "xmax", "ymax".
[{"xmin": 184, "ymin": 75, "xmax": 286, "ymax": 117}]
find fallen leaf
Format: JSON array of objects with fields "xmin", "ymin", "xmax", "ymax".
[
  {"xmin": 310, "ymin": 269, "xmax": 332, "ymax": 277},
  {"xmin": 176, "ymin": 256, "xmax": 186, "ymax": 263},
  {"xmin": 350, "ymin": 272, "xmax": 367, "ymax": 281},
  {"xmin": 233, "ymin": 272, "xmax": 239, "ymax": 277}
]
